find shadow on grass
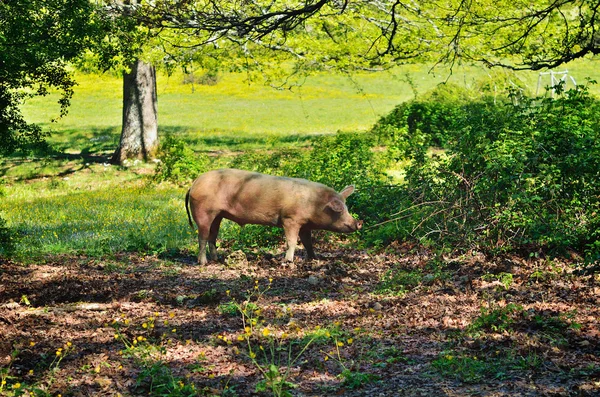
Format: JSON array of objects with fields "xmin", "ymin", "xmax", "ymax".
[{"xmin": 159, "ymin": 125, "xmax": 323, "ymax": 151}]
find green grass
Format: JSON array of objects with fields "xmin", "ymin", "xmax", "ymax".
[{"xmin": 2, "ymin": 172, "xmax": 189, "ymax": 258}]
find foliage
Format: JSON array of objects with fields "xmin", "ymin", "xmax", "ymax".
[
  {"xmin": 466, "ymin": 304, "xmax": 524, "ymax": 337},
  {"xmin": 303, "ymin": 132, "xmax": 386, "ymax": 190},
  {"xmin": 372, "ymin": 83, "xmax": 475, "ymax": 148},
  {"xmin": 386, "ymin": 82, "xmax": 600, "ymax": 257},
  {"xmin": 153, "ymin": 136, "xmax": 209, "ymax": 186},
  {"xmin": 231, "ymin": 225, "xmax": 284, "ymax": 251},
  {"xmin": 0, "ymin": 0, "xmax": 131, "ymax": 156}
]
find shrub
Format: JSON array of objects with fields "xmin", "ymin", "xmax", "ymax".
[
  {"xmin": 371, "ymin": 83, "xmax": 474, "ymax": 148},
  {"xmin": 391, "ymin": 82, "xmax": 600, "ymax": 256},
  {"xmin": 153, "ymin": 135, "xmax": 209, "ymax": 186}
]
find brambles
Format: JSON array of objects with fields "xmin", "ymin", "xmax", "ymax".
[{"xmin": 377, "ymin": 81, "xmax": 600, "ymax": 259}]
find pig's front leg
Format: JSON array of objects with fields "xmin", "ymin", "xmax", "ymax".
[
  {"xmin": 299, "ymin": 228, "xmax": 316, "ymax": 260},
  {"xmin": 283, "ymin": 220, "xmax": 301, "ymax": 262}
]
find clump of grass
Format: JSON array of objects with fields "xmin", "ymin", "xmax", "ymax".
[{"xmin": 432, "ymin": 349, "xmax": 543, "ymax": 383}]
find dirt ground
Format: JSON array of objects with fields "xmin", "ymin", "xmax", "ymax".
[{"xmin": 1, "ymin": 243, "xmax": 599, "ymax": 396}]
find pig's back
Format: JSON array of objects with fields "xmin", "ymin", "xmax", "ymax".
[{"xmin": 190, "ymin": 169, "xmax": 334, "ymax": 225}]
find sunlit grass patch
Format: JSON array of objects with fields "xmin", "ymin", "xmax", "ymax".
[{"xmin": 2, "ymin": 178, "xmax": 195, "ymax": 258}]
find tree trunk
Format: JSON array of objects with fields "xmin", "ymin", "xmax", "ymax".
[{"xmin": 112, "ymin": 59, "xmax": 158, "ymax": 165}]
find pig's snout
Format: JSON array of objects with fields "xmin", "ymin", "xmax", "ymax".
[{"xmin": 345, "ymin": 219, "xmax": 363, "ymax": 232}]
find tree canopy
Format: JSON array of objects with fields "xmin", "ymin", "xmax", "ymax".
[
  {"xmin": 0, "ymin": 0, "xmax": 137, "ymax": 155},
  {"xmin": 126, "ymin": 0, "xmax": 600, "ymax": 71}
]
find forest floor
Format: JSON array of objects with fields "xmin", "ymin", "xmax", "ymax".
[{"xmin": 1, "ymin": 243, "xmax": 599, "ymax": 396}]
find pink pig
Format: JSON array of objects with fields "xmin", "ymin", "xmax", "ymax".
[{"xmin": 185, "ymin": 168, "xmax": 362, "ymax": 264}]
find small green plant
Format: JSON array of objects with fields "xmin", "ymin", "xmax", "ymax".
[
  {"xmin": 321, "ymin": 333, "xmax": 379, "ymax": 390},
  {"xmin": 432, "ymin": 351, "xmax": 496, "ymax": 383},
  {"xmin": 153, "ymin": 135, "xmax": 209, "ymax": 186},
  {"xmin": 376, "ymin": 267, "xmax": 423, "ymax": 296},
  {"xmin": 467, "ymin": 303, "xmax": 524, "ymax": 337},
  {"xmin": 112, "ymin": 313, "xmax": 199, "ymax": 397},
  {"xmin": 481, "ymin": 272, "xmax": 514, "ymax": 290},
  {"xmin": 529, "ymin": 310, "xmax": 581, "ymax": 346},
  {"xmin": 339, "ymin": 369, "xmax": 379, "ymax": 390},
  {"xmin": 223, "ymin": 279, "xmax": 326, "ymax": 397},
  {"xmin": 135, "ymin": 361, "xmax": 197, "ymax": 397},
  {"xmin": 432, "ymin": 349, "xmax": 543, "ymax": 383}
]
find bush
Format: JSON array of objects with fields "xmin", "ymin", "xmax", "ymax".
[
  {"xmin": 153, "ymin": 136, "xmax": 209, "ymax": 186},
  {"xmin": 392, "ymin": 82, "xmax": 600, "ymax": 257},
  {"xmin": 372, "ymin": 83, "xmax": 474, "ymax": 148}
]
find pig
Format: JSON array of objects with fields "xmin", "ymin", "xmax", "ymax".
[{"xmin": 185, "ymin": 168, "xmax": 363, "ymax": 265}]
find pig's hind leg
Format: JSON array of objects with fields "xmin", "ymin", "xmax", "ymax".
[
  {"xmin": 193, "ymin": 210, "xmax": 218, "ymax": 265},
  {"xmin": 299, "ymin": 228, "xmax": 316, "ymax": 260},
  {"xmin": 208, "ymin": 215, "xmax": 223, "ymax": 262}
]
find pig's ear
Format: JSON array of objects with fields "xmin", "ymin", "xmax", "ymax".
[
  {"xmin": 326, "ymin": 198, "xmax": 345, "ymax": 213},
  {"xmin": 339, "ymin": 185, "xmax": 355, "ymax": 199}
]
